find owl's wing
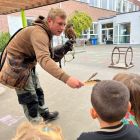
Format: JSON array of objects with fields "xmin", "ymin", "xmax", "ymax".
[{"xmin": 64, "ymin": 27, "xmax": 76, "ymax": 40}]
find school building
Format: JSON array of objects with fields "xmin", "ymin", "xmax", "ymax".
[{"xmin": 0, "ymin": 0, "xmax": 140, "ymax": 45}]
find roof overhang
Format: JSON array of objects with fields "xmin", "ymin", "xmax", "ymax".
[{"xmin": 0, "ymin": 0, "xmax": 68, "ymax": 15}]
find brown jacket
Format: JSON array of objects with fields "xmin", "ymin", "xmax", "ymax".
[{"xmin": 0, "ymin": 19, "xmax": 70, "ymax": 88}]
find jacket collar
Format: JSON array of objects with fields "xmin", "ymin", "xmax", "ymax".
[{"xmin": 32, "ymin": 16, "xmax": 53, "ymax": 40}]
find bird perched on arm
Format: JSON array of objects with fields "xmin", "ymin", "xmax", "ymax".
[{"xmin": 64, "ymin": 23, "xmax": 77, "ymax": 41}]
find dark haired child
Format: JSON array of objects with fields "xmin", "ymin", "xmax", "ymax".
[{"xmin": 77, "ymin": 80, "xmax": 140, "ymax": 140}]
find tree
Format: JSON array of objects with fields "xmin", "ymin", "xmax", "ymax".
[
  {"xmin": 68, "ymin": 11, "xmax": 92, "ymax": 37},
  {"xmin": 0, "ymin": 32, "xmax": 10, "ymax": 52}
]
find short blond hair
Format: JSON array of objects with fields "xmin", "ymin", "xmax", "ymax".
[
  {"xmin": 47, "ymin": 8, "xmax": 66, "ymax": 20},
  {"xmin": 12, "ymin": 122, "xmax": 64, "ymax": 140}
]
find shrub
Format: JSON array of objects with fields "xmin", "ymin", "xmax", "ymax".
[{"xmin": 0, "ymin": 32, "xmax": 10, "ymax": 52}]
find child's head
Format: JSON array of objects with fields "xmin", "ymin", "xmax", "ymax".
[
  {"xmin": 12, "ymin": 122, "xmax": 63, "ymax": 140},
  {"xmin": 91, "ymin": 80, "xmax": 130, "ymax": 123},
  {"xmin": 113, "ymin": 73, "xmax": 140, "ymax": 126}
]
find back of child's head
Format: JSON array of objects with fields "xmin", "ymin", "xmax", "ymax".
[
  {"xmin": 91, "ymin": 80, "xmax": 130, "ymax": 123},
  {"xmin": 12, "ymin": 122, "xmax": 63, "ymax": 140},
  {"xmin": 113, "ymin": 72, "xmax": 140, "ymax": 126}
]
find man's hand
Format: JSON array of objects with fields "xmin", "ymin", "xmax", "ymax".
[{"xmin": 66, "ymin": 76, "xmax": 84, "ymax": 88}]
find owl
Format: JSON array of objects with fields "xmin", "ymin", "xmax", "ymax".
[{"xmin": 64, "ymin": 23, "xmax": 77, "ymax": 41}]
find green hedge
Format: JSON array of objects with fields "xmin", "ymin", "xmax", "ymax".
[{"xmin": 0, "ymin": 32, "xmax": 10, "ymax": 52}]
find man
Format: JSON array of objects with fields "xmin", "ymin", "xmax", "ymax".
[{"xmin": 0, "ymin": 8, "xmax": 84, "ymax": 123}]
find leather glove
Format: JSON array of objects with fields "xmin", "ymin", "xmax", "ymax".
[
  {"xmin": 52, "ymin": 40, "xmax": 75, "ymax": 62},
  {"xmin": 63, "ymin": 40, "xmax": 75, "ymax": 52}
]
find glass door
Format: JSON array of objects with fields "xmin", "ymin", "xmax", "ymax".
[
  {"xmin": 101, "ymin": 29, "xmax": 113, "ymax": 44},
  {"xmin": 101, "ymin": 23, "xmax": 113, "ymax": 44},
  {"xmin": 102, "ymin": 30, "xmax": 107, "ymax": 43}
]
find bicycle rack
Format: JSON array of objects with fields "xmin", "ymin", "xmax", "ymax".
[{"xmin": 109, "ymin": 46, "xmax": 134, "ymax": 69}]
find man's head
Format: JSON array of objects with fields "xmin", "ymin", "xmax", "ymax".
[
  {"xmin": 91, "ymin": 80, "xmax": 130, "ymax": 123},
  {"xmin": 46, "ymin": 8, "xmax": 67, "ymax": 36}
]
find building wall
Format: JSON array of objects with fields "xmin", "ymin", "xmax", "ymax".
[
  {"xmin": 23, "ymin": 1, "xmax": 117, "ymax": 21},
  {"xmin": 78, "ymin": 0, "xmax": 140, "ymax": 13},
  {"xmin": 115, "ymin": 12, "xmax": 140, "ymax": 44},
  {"xmin": 98, "ymin": 11, "xmax": 140, "ymax": 44},
  {"xmin": 0, "ymin": 0, "xmax": 116, "ymax": 33},
  {"xmin": 1, "ymin": 0, "xmax": 140, "ymax": 44},
  {"xmin": 129, "ymin": 0, "xmax": 140, "ymax": 7}
]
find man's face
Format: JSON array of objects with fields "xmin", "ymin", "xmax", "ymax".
[{"xmin": 48, "ymin": 16, "xmax": 66, "ymax": 36}]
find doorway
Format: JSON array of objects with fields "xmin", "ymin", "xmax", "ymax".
[{"xmin": 101, "ymin": 23, "xmax": 113, "ymax": 44}]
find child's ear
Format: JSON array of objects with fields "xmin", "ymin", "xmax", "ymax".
[
  {"xmin": 128, "ymin": 101, "xmax": 131, "ymax": 112},
  {"xmin": 90, "ymin": 108, "xmax": 98, "ymax": 119}
]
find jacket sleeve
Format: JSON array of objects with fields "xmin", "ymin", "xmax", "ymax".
[{"xmin": 30, "ymin": 28, "xmax": 70, "ymax": 83}]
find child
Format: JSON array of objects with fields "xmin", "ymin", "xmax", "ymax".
[
  {"xmin": 77, "ymin": 80, "xmax": 140, "ymax": 140},
  {"xmin": 12, "ymin": 122, "xmax": 64, "ymax": 140},
  {"xmin": 113, "ymin": 73, "xmax": 140, "ymax": 127}
]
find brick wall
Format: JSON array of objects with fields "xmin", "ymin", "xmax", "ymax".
[
  {"xmin": 129, "ymin": 0, "xmax": 140, "ymax": 6},
  {"xmin": 24, "ymin": 1, "xmax": 117, "ymax": 21}
]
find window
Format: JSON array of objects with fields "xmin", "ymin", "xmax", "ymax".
[
  {"xmin": 83, "ymin": 29, "xmax": 88, "ymax": 34},
  {"xmin": 94, "ymin": 24, "xmax": 98, "ymax": 34},
  {"xmin": 129, "ymin": 2, "xmax": 134, "ymax": 12},
  {"xmin": 119, "ymin": 23, "xmax": 130, "ymax": 43},
  {"xmin": 102, "ymin": 23, "xmax": 113, "ymax": 29},
  {"xmin": 114, "ymin": 23, "xmax": 130, "ymax": 44},
  {"xmin": 90, "ymin": 24, "xmax": 94, "ymax": 34},
  {"xmin": 136, "ymin": 6, "xmax": 140, "ymax": 11},
  {"xmin": 90, "ymin": 23, "xmax": 97, "ymax": 34},
  {"xmin": 100, "ymin": 0, "xmax": 107, "ymax": 9},
  {"xmin": 82, "ymin": 29, "xmax": 89, "ymax": 39},
  {"xmin": 114, "ymin": 24, "xmax": 118, "ymax": 44},
  {"xmin": 89, "ymin": 0, "xmax": 98, "ymax": 7},
  {"xmin": 133, "ymin": 5, "xmax": 137, "ymax": 11},
  {"xmin": 122, "ymin": 0, "xmax": 128, "ymax": 12},
  {"xmin": 119, "ymin": 23, "xmax": 130, "ymax": 35},
  {"xmin": 80, "ymin": 0, "xmax": 88, "ymax": 3},
  {"xmin": 108, "ymin": 0, "xmax": 115, "ymax": 10},
  {"xmin": 101, "ymin": 22, "xmax": 113, "ymax": 44},
  {"xmin": 82, "ymin": 23, "xmax": 98, "ymax": 39},
  {"xmin": 116, "ymin": 0, "xmax": 122, "ymax": 12}
]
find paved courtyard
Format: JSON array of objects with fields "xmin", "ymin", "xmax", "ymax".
[{"xmin": 0, "ymin": 44, "xmax": 140, "ymax": 140}]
